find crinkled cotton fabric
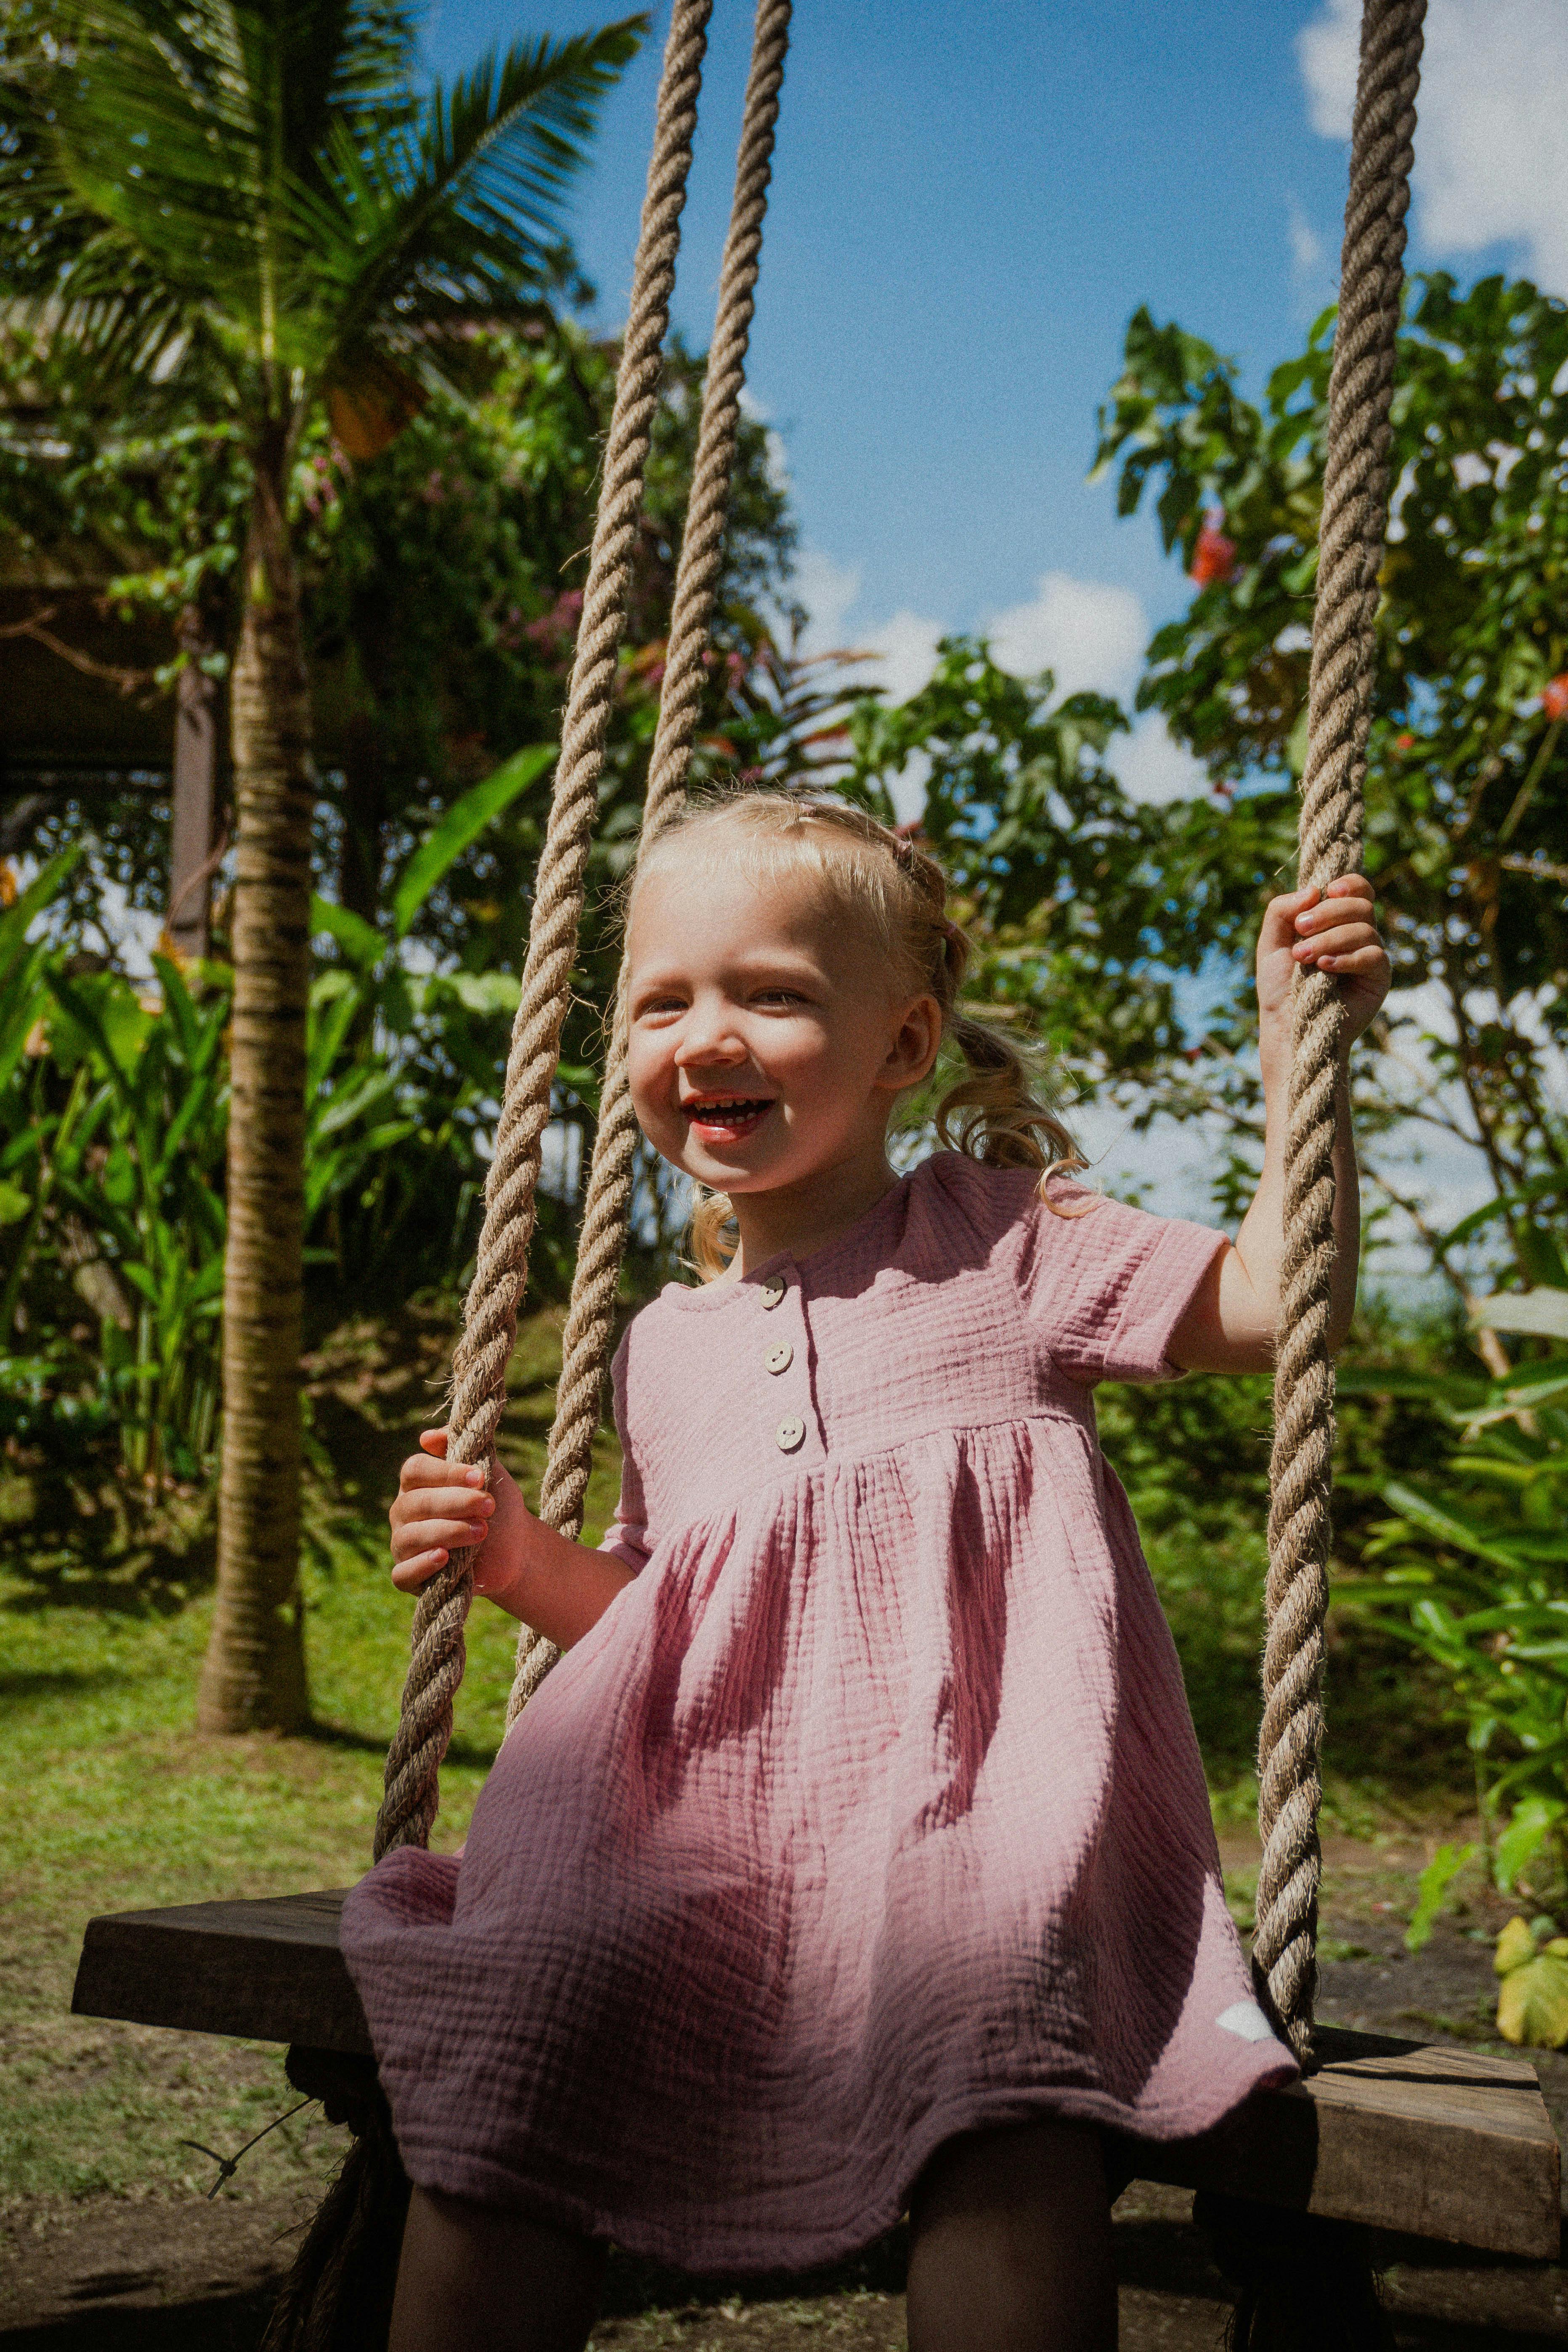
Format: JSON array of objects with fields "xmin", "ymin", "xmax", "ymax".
[{"xmin": 342, "ymin": 1154, "xmax": 1295, "ymax": 2267}]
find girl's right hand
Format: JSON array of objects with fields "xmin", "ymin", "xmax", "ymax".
[{"xmin": 388, "ymin": 1428, "xmax": 521, "ymax": 1600}]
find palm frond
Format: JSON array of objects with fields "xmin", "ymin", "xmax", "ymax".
[
  {"xmin": 299, "ymin": 19, "xmax": 645, "ymax": 380},
  {"xmin": 1, "ymin": 0, "xmax": 643, "ymax": 416}
]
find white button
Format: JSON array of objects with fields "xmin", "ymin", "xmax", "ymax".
[
  {"xmin": 765, "ymin": 1342, "xmax": 793, "ymax": 1375},
  {"xmin": 761, "ymin": 1275, "xmax": 786, "ymax": 1309},
  {"xmin": 775, "ymin": 1415, "xmax": 805, "ymax": 1452}
]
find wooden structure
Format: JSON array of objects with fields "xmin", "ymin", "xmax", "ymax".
[{"xmin": 73, "ymin": 1890, "xmax": 1562, "ymax": 2261}]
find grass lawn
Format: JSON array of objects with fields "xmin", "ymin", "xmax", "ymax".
[
  {"xmin": 0, "ymin": 1303, "xmax": 1475, "ymax": 2239},
  {"xmin": 0, "ymin": 1305, "xmax": 621, "ymax": 2219}
]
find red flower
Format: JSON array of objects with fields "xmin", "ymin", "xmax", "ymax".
[
  {"xmin": 1189, "ymin": 512, "xmax": 1236, "ymax": 589},
  {"xmin": 1541, "ymin": 673, "xmax": 1568, "ymax": 722},
  {"xmin": 1395, "ymin": 731, "xmax": 1415, "ymax": 754}
]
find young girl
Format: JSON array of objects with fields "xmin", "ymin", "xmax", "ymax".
[{"xmin": 344, "ymin": 795, "xmax": 1390, "ymax": 2352}]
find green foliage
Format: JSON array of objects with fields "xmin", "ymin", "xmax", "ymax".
[
  {"xmin": 842, "ymin": 637, "xmax": 1273, "ymax": 1126},
  {"xmin": 1494, "ymin": 1914, "xmax": 1568, "ymax": 2048},
  {"xmin": 1093, "ymin": 273, "xmax": 1568, "ymax": 1293},
  {"xmin": 0, "ymin": 758, "xmax": 565, "ymax": 1480},
  {"xmin": 1341, "ymin": 1252, "xmax": 1568, "ymax": 1899},
  {"xmin": 1405, "ymin": 1840, "xmax": 1476, "ymax": 1952},
  {"xmin": 1, "ymin": 0, "xmax": 644, "ymax": 405}
]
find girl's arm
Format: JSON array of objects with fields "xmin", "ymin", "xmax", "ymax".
[
  {"xmin": 1167, "ymin": 877, "xmax": 1390, "ymax": 1376},
  {"xmin": 389, "ymin": 1428, "xmax": 635, "ymax": 1649}
]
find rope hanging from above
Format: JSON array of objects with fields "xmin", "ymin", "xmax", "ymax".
[
  {"xmin": 373, "ymin": 0, "xmax": 718, "ymax": 1861},
  {"xmin": 511, "ymin": 0, "xmax": 794, "ymax": 1727},
  {"xmin": 373, "ymin": 0, "xmax": 793, "ymax": 1853},
  {"xmin": 1252, "ymin": 0, "xmax": 1424, "ymax": 2061}
]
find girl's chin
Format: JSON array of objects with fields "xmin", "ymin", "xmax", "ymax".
[{"xmin": 678, "ymin": 1141, "xmax": 785, "ymax": 1189}]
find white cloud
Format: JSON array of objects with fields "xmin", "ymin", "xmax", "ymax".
[
  {"xmin": 1297, "ymin": 0, "xmax": 1568, "ymax": 292},
  {"xmin": 791, "ymin": 544, "xmax": 862, "ymax": 652},
  {"xmin": 1298, "ymin": 0, "xmax": 1361, "ymax": 137},
  {"xmin": 859, "ymin": 610, "xmax": 944, "ymax": 705},
  {"xmin": 1286, "ymin": 194, "xmax": 1325, "ymax": 281},
  {"xmin": 1115, "ymin": 715, "xmax": 1210, "ymax": 805},
  {"xmin": 985, "ymin": 571, "xmax": 1145, "ymax": 700},
  {"xmin": 738, "ymin": 387, "xmax": 791, "ymax": 496}
]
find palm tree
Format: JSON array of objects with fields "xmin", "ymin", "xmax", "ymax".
[{"xmin": 1, "ymin": 0, "xmax": 642, "ymax": 1730}]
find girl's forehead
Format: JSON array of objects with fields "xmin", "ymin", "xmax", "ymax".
[{"xmin": 630, "ymin": 849, "xmax": 845, "ymax": 951}]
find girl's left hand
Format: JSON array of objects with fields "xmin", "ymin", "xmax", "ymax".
[{"xmin": 1256, "ymin": 876, "xmax": 1390, "ymax": 1047}]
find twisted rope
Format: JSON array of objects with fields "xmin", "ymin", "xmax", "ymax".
[
  {"xmin": 507, "ymin": 0, "xmax": 794, "ymax": 1727},
  {"xmin": 373, "ymin": 0, "xmax": 715, "ymax": 1858},
  {"xmin": 1252, "ymin": 0, "xmax": 1423, "ymax": 2059}
]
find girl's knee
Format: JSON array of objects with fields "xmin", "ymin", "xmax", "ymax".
[
  {"xmin": 392, "ymin": 2185, "xmax": 606, "ymax": 2352},
  {"xmin": 912, "ymin": 2116, "xmax": 1111, "ymax": 2232}
]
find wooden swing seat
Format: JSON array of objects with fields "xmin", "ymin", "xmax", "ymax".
[{"xmin": 73, "ymin": 1889, "xmax": 1562, "ymax": 2261}]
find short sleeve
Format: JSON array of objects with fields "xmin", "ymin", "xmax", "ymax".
[
  {"xmin": 1019, "ymin": 1185, "xmax": 1227, "ymax": 1387},
  {"xmin": 597, "ymin": 1331, "xmax": 652, "ymax": 1574}
]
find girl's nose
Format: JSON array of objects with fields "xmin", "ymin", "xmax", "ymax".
[{"xmin": 674, "ymin": 1001, "xmax": 748, "ymax": 1067}]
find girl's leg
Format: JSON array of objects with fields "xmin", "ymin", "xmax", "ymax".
[
  {"xmin": 390, "ymin": 2185, "xmax": 607, "ymax": 2352},
  {"xmin": 906, "ymin": 2120, "xmax": 1117, "ymax": 2352}
]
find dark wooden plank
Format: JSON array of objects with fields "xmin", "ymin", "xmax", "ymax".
[
  {"xmin": 72, "ymin": 1890, "xmax": 371, "ymax": 2055},
  {"xmin": 73, "ymin": 1898, "xmax": 1562, "ymax": 2257},
  {"xmin": 1127, "ymin": 2025, "xmax": 1561, "ymax": 2259}
]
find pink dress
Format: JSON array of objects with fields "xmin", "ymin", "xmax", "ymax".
[{"xmin": 342, "ymin": 1154, "xmax": 1295, "ymax": 2266}]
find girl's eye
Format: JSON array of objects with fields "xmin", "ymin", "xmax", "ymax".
[{"xmin": 753, "ymin": 988, "xmax": 808, "ymax": 1008}]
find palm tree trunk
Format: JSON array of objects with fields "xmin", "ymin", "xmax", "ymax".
[{"xmin": 198, "ymin": 451, "xmax": 311, "ymax": 1733}]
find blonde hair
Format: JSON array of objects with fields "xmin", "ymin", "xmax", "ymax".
[{"xmin": 628, "ymin": 792, "xmax": 1089, "ymax": 1279}]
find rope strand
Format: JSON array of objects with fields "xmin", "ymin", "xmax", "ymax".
[
  {"xmin": 373, "ymin": 0, "xmax": 716, "ymax": 1858},
  {"xmin": 1253, "ymin": 0, "xmax": 1424, "ymax": 2059},
  {"xmin": 508, "ymin": 0, "xmax": 794, "ymax": 1728}
]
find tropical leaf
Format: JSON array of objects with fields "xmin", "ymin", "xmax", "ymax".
[
  {"xmin": 390, "ymin": 742, "xmax": 555, "ymax": 935},
  {"xmin": 1474, "ymin": 1291, "xmax": 1568, "ymax": 1344}
]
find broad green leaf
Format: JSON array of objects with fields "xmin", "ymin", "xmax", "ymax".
[
  {"xmin": 390, "ymin": 744, "xmax": 555, "ymax": 937},
  {"xmin": 0, "ymin": 1179, "xmax": 32, "ymax": 1227},
  {"xmin": 1496, "ymin": 1916, "xmax": 1539, "ymax": 1974},
  {"xmin": 0, "ymin": 846, "xmax": 83, "ymax": 982},
  {"xmin": 1474, "ymin": 1292, "xmax": 1568, "ymax": 1344},
  {"xmin": 1443, "ymin": 1174, "xmax": 1568, "ymax": 1251},
  {"xmin": 1497, "ymin": 1950, "xmax": 1568, "ymax": 2048},
  {"xmin": 1495, "ymin": 1796, "xmax": 1565, "ymax": 1894},
  {"xmin": 311, "ymin": 896, "xmax": 385, "ymax": 971},
  {"xmin": 1405, "ymin": 1842, "xmax": 1476, "ymax": 1953},
  {"xmin": 1380, "ymin": 1478, "xmax": 1522, "ymax": 1573}
]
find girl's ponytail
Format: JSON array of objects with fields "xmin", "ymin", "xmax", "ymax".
[
  {"xmin": 937, "ymin": 1014, "xmax": 1086, "ymax": 1193},
  {"xmin": 688, "ymin": 1186, "xmax": 740, "ymax": 1282}
]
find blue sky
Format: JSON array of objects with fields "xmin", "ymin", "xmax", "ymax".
[
  {"xmin": 421, "ymin": 0, "xmax": 1567, "ymax": 799},
  {"xmin": 430, "ymin": 0, "xmax": 1567, "ymax": 1244}
]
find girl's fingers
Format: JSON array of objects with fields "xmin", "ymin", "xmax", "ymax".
[
  {"xmin": 1307, "ymin": 944, "xmax": 1387, "ymax": 974},
  {"xmin": 1294, "ymin": 893, "xmax": 1374, "ymax": 935},
  {"xmin": 392, "ymin": 1514, "xmax": 491, "ymax": 1560},
  {"xmin": 1293, "ymin": 924, "xmax": 1381, "ymax": 963},
  {"xmin": 399, "ymin": 1453, "xmax": 487, "ymax": 1491},
  {"xmin": 418, "ymin": 1428, "xmax": 449, "ymax": 1457},
  {"xmin": 394, "ymin": 1484, "xmax": 494, "ymax": 1521},
  {"xmin": 392, "ymin": 1547, "xmax": 450, "ymax": 1592}
]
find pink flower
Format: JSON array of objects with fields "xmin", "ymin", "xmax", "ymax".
[
  {"xmin": 524, "ymin": 590, "xmax": 584, "ymax": 648},
  {"xmin": 1189, "ymin": 512, "xmax": 1236, "ymax": 589},
  {"xmin": 1541, "ymin": 673, "xmax": 1568, "ymax": 722}
]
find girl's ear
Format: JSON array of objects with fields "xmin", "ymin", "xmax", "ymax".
[{"xmin": 877, "ymin": 995, "xmax": 942, "ymax": 1092}]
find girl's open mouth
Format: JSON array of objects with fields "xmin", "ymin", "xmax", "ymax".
[{"xmin": 682, "ymin": 1096, "xmax": 775, "ymax": 1142}]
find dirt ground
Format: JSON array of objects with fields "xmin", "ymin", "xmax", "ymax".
[{"xmin": 4, "ymin": 1832, "xmax": 1568, "ymax": 2350}]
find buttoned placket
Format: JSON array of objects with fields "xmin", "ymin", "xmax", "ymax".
[{"xmin": 756, "ymin": 1269, "xmax": 822, "ymax": 1465}]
